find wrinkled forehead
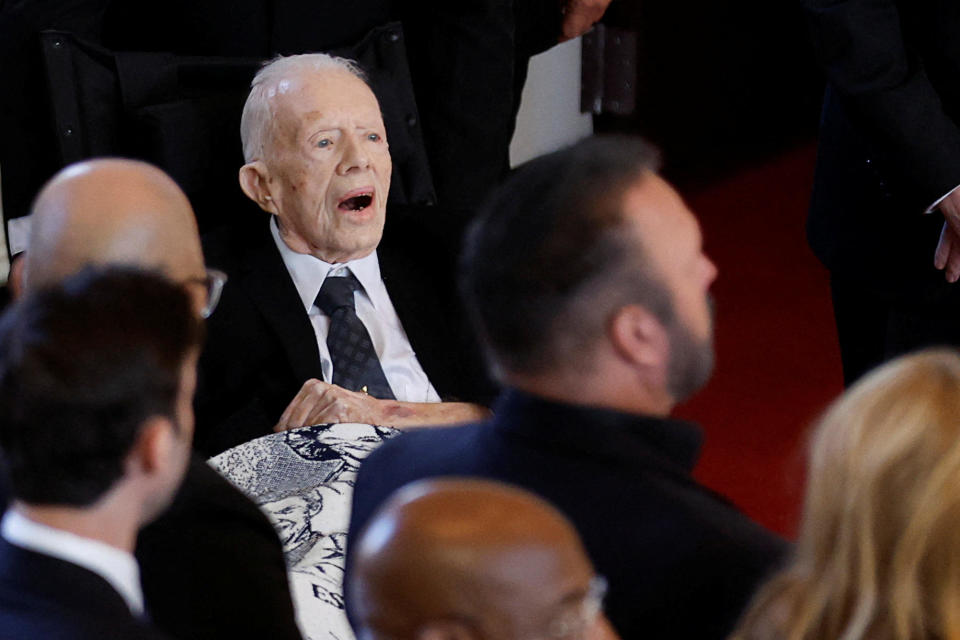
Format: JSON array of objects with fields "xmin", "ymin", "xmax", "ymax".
[{"xmin": 267, "ymin": 69, "xmax": 384, "ymax": 140}]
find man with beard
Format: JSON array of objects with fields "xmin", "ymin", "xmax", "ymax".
[{"xmin": 346, "ymin": 137, "xmax": 786, "ymax": 640}]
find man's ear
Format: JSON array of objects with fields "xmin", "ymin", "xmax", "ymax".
[
  {"xmin": 239, "ymin": 161, "xmax": 278, "ymax": 214},
  {"xmin": 126, "ymin": 416, "xmax": 176, "ymax": 476},
  {"xmin": 609, "ymin": 304, "xmax": 669, "ymax": 369},
  {"xmin": 8, "ymin": 253, "xmax": 25, "ymax": 301}
]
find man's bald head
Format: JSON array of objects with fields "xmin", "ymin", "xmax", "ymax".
[
  {"xmin": 25, "ymin": 159, "xmax": 205, "ymax": 290},
  {"xmin": 349, "ymin": 479, "xmax": 617, "ymax": 640}
]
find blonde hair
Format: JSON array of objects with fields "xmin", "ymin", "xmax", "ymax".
[
  {"xmin": 239, "ymin": 53, "xmax": 367, "ymax": 163},
  {"xmin": 731, "ymin": 349, "xmax": 960, "ymax": 640}
]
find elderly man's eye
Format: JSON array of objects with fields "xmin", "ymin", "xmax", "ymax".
[
  {"xmin": 316, "ymin": 138, "xmax": 332, "ymax": 148},
  {"xmin": 367, "ymin": 133, "xmax": 381, "ymax": 142}
]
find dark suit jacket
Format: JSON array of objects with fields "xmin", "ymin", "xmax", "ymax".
[
  {"xmin": 0, "ymin": 457, "xmax": 300, "ymax": 640},
  {"xmin": 0, "ymin": 537, "xmax": 170, "ymax": 640},
  {"xmin": 803, "ymin": 0, "xmax": 960, "ymax": 298},
  {"xmin": 136, "ymin": 456, "xmax": 302, "ymax": 640},
  {"xmin": 347, "ymin": 390, "xmax": 787, "ymax": 640},
  {"xmin": 196, "ymin": 213, "xmax": 495, "ymax": 457}
]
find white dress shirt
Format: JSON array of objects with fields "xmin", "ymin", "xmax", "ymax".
[
  {"xmin": 271, "ymin": 218, "xmax": 441, "ymax": 403},
  {"xmin": 1, "ymin": 509, "xmax": 145, "ymax": 616}
]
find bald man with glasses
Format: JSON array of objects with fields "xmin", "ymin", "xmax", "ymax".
[{"xmin": 349, "ymin": 479, "xmax": 619, "ymax": 640}]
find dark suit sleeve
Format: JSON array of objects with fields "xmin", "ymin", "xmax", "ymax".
[
  {"xmin": 195, "ymin": 223, "xmax": 319, "ymax": 456},
  {"xmin": 802, "ymin": 0, "xmax": 960, "ymax": 204},
  {"xmin": 137, "ymin": 458, "xmax": 302, "ymax": 640}
]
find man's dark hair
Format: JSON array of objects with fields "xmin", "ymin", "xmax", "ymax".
[
  {"xmin": 0, "ymin": 266, "xmax": 203, "ymax": 506},
  {"xmin": 460, "ymin": 135, "xmax": 670, "ymax": 377}
]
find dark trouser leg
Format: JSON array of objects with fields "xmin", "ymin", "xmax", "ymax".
[
  {"xmin": 832, "ymin": 275, "xmax": 960, "ymax": 387},
  {"xmin": 830, "ymin": 277, "xmax": 888, "ymax": 387}
]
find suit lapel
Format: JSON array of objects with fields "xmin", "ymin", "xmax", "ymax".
[{"xmin": 239, "ymin": 227, "xmax": 324, "ymax": 385}]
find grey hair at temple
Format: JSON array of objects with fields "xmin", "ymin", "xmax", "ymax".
[{"xmin": 240, "ymin": 53, "xmax": 368, "ymax": 163}]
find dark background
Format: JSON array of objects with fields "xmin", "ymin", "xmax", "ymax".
[
  {"xmin": 0, "ymin": 0, "xmax": 824, "ymax": 232},
  {"xmin": 598, "ymin": 0, "xmax": 822, "ymax": 187}
]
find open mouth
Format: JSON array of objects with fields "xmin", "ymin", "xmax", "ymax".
[{"xmin": 338, "ymin": 192, "xmax": 374, "ymax": 212}]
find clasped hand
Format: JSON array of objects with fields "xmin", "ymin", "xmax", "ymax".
[{"xmin": 274, "ymin": 379, "xmax": 383, "ymax": 432}]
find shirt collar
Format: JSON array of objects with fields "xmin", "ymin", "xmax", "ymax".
[
  {"xmin": 270, "ymin": 217, "xmax": 383, "ymax": 312},
  {"xmin": 0, "ymin": 509, "xmax": 144, "ymax": 616}
]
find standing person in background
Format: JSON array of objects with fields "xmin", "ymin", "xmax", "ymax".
[
  {"xmin": 731, "ymin": 349, "xmax": 960, "ymax": 640},
  {"xmin": 802, "ymin": 0, "xmax": 960, "ymax": 385}
]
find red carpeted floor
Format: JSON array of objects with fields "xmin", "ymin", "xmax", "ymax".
[{"xmin": 672, "ymin": 141, "xmax": 843, "ymax": 538}]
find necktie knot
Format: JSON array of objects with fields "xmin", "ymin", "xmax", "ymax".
[{"xmin": 315, "ymin": 272, "xmax": 362, "ymax": 315}]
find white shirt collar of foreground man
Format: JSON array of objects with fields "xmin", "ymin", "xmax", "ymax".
[
  {"xmin": 270, "ymin": 217, "xmax": 440, "ymax": 403},
  {"xmin": 1, "ymin": 509, "xmax": 145, "ymax": 616}
]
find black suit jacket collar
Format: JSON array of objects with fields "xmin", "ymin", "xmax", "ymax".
[{"xmin": 491, "ymin": 389, "xmax": 704, "ymax": 477}]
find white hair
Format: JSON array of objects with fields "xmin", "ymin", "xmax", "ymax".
[{"xmin": 240, "ymin": 53, "xmax": 368, "ymax": 163}]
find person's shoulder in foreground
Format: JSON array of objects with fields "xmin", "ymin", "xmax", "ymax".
[
  {"xmin": 348, "ymin": 135, "xmax": 786, "ymax": 640},
  {"xmin": 350, "ymin": 393, "xmax": 786, "ymax": 639}
]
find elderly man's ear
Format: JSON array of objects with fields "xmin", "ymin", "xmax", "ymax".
[{"xmin": 239, "ymin": 162, "xmax": 278, "ymax": 215}]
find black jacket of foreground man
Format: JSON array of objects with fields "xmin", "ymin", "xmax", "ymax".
[
  {"xmin": 0, "ymin": 537, "xmax": 171, "ymax": 640},
  {"xmin": 136, "ymin": 456, "xmax": 302, "ymax": 640},
  {"xmin": 196, "ymin": 213, "xmax": 495, "ymax": 457},
  {"xmin": 347, "ymin": 390, "xmax": 787, "ymax": 640},
  {"xmin": 0, "ymin": 456, "xmax": 300, "ymax": 640}
]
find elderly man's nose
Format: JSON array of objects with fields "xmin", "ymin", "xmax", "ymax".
[{"xmin": 337, "ymin": 136, "xmax": 370, "ymax": 174}]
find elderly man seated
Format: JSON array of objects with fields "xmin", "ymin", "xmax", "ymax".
[
  {"xmin": 349, "ymin": 478, "xmax": 620, "ymax": 640},
  {"xmin": 197, "ymin": 53, "xmax": 493, "ymax": 456}
]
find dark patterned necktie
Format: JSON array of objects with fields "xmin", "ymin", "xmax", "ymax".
[{"xmin": 314, "ymin": 272, "xmax": 395, "ymax": 400}]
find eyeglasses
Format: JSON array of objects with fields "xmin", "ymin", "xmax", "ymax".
[
  {"xmin": 184, "ymin": 268, "xmax": 228, "ymax": 318},
  {"xmin": 540, "ymin": 576, "xmax": 608, "ymax": 640}
]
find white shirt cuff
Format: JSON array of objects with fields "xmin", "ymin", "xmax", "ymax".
[{"xmin": 927, "ymin": 183, "xmax": 960, "ymax": 214}]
